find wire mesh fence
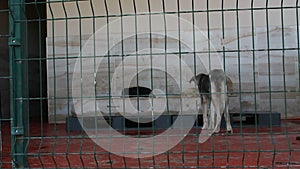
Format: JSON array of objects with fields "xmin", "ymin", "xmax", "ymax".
[
  {"xmin": 0, "ymin": 0, "xmax": 12, "ymax": 168},
  {"xmin": 2, "ymin": 0, "xmax": 300, "ymax": 168}
]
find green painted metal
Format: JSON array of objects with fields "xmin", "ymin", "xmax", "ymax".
[
  {"xmin": 9, "ymin": 0, "xmax": 29, "ymax": 168},
  {"xmin": 4, "ymin": 0, "xmax": 300, "ymax": 168}
]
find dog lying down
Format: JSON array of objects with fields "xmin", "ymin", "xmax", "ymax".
[{"xmin": 190, "ymin": 69, "xmax": 233, "ymax": 133}]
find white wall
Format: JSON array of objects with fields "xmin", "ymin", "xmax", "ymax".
[{"xmin": 47, "ymin": 0, "xmax": 300, "ymax": 123}]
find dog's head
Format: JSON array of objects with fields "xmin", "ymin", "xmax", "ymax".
[
  {"xmin": 189, "ymin": 74, "xmax": 208, "ymax": 85},
  {"xmin": 189, "ymin": 77, "xmax": 196, "ymax": 84}
]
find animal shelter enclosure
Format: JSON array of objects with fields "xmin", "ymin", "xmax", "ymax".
[{"xmin": 1, "ymin": 0, "xmax": 300, "ymax": 168}]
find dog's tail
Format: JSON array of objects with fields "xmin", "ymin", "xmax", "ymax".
[
  {"xmin": 211, "ymin": 80, "xmax": 227, "ymax": 133},
  {"xmin": 212, "ymin": 94, "xmax": 227, "ymax": 133}
]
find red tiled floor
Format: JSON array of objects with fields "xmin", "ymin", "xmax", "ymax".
[{"xmin": 1, "ymin": 120, "xmax": 300, "ymax": 168}]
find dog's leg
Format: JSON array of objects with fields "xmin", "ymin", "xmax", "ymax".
[
  {"xmin": 208, "ymin": 100, "xmax": 215, "ymax": 130},
  {"xmin": 225, "ymin": 100, "xmax": 233, "ymax": 133},
  {"xmin": 202, "ymin": 98, "xmax": 209, "ymax": 129},
  {"xmin": 212, "ymin": 95, "xmax": 222, "ymax": 133},
  {"xmin": 210, "ymin": 70, "xmax": 226, "ymax": 133}
]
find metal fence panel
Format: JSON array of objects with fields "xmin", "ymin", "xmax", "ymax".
[
  {"xmin": 1, "ymin": 0, "xmax": 12, "ymax": 168},
  {"xmin": 3, "ymin": 0, "xmax": 300, "ymax": 168},
  {"xmin": 9, "ymin": 0, "xmax": 29, "ymax": 168}
]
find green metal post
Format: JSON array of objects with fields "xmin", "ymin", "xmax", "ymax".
[{"xmin": 9, "ymin": 0, "xmax": 28, "ymax": 168}]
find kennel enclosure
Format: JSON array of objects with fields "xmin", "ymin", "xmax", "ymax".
[{"xmin": 0, "ymin": 0, "xmax": 299, "ymax": 168}]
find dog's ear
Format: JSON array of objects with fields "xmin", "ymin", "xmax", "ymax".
[
  {"xmin": 189, "ymin": 74, "xmax": 200, "ymax": 84},
  {"xmin": 226, "ymin": 75, "xmax": 233, "ymax": 92},
  {"xmin": 189, "ymin": 77, "xmax": 195, "ymax": 84}
]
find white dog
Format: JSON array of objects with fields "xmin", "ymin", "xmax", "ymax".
[{"xmin": 190, "ymin": 69, "xmax": 233, "ymax": 133}]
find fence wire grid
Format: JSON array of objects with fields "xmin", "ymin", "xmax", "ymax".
[{"xmin": 1, "ymin": 0, "xmax": 300, "ymax": 168}]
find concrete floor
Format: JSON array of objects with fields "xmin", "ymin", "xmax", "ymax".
[{"xmin": 1, "ymin": 120, "xmax": 300, "ymax": 168}]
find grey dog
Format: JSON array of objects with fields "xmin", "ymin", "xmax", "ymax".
[{"xmin": 190, "ymin": 69, "xmax": 233, "ymax": 133}]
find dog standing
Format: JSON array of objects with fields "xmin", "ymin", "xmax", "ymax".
[
  {"xmin": 190, "ymin": 69, "xmax": 233, "ymax": 133},
  {"xmin": 190, "ymin": 73, "xmax": 210, "ymax": 130}
]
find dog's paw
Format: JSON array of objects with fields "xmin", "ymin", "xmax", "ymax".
[
  {"xmin": 227, "ymin": 126, "xmax": 233, "ymax": 134},
  {"xmin": 202, "ymin": 124, "xmax": 208, "ymax": 130},
  {"xmin": 214, "ymin": 128, "xmax": 220, "ymax": 133},
  {"xmin": 228, "ymin": 129, "xmax": 233, "ymax": 134}
]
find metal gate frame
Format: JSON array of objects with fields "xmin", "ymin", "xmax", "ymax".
[
  {"xmin": 9, "ymin": 0, "xmax": 29, "ymax": 168},
  {"xmin": 5, "ymin": 0, "xmax": 300, "ymax": 168}
]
